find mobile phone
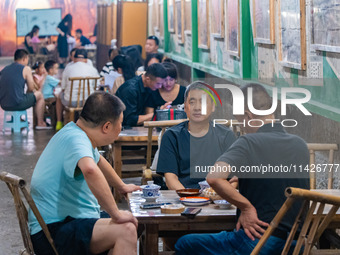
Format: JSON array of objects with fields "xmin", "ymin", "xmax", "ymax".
[{"xmin": 181, "ymin": 207, "xmax": 202, "ymax": 219}]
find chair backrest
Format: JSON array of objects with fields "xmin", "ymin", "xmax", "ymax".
[
  {"xmin": 68, "ymin": 77, "xmax": 101, "ymax": 108},
  {"xmin": 0, "ymin": 172, "xmax": 58, "ymax": 255},
  {"xmin": 65, "ymin": 77, "xmax": 101, "ymax": 123},
  {"xmin": 307, "ymin": 143, "xmax": 338, "ymax": 189},
  {"xmin": 251, "ymin": 187, "xmax": 340, "ymax": 255},
  {"xmin": 144, "ymin": 119, "xmax": 188, "ymax": 168}
]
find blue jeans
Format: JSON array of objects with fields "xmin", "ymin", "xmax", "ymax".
[{"xmin": 175, "ymin": 229, "xmax": 291, "ymax": 255}]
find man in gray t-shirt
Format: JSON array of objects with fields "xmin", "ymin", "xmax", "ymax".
[{"xmin": 157, "ymin": 82, "xmax": 236, "ymax": 190}]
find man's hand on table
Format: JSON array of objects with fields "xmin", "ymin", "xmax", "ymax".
[
  {"xmin": 112, "ymin": 210, "xmax": 138, "ymax": 229},
  {"xmin": 236, "ymin": 205, "xmax": 269, "ymax": 241},
  {"xmin": 119, "ymin": 184, "xmax": 141, "ymax": 195}
]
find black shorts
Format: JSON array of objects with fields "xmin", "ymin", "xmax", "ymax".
[
  {"xmin": 2, "ymin": 93, "xmax": 36, "ymax": 111},
  {"xmin": 31, "ymin": 212, "xmax": 110, "ymax": 255}
]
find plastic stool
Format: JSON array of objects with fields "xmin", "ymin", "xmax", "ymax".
[{"xmin": 3, "ymin": 110, "xmax": 29, "ymax": 133}]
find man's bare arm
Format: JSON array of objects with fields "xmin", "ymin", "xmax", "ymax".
[
  {"xmin": 137, "ymin": 113, "xmax": 154, "ymax": 125},
  {"xmin": 79, "ymin": 157, "xmax": 138, "ymax": 228},
  {"xmin": 164, "ymin": 172, "xmax": 185, "ymax": 190},
  {"xmin": 23, "ymin": 66, "xmax": 36, "ymax": 92},
  {"xmin": 97, "ymin": 155, "xmax": 140, "ymax": 195},
  {"xmin": 207, "ymin": 161, "xmax": 268, "ymax": 240}
]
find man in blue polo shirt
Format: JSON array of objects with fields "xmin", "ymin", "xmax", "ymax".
[
  {"xmin": 29, "ymin": 92, "xmax": 140, "ymax": 255},
  {"xmin": 175, "ymin": 83, "xmax": 310, "ymax": 255},
  {"xmin": 156, "ymin": 82, "xmax": 236, "ymax": 190}
]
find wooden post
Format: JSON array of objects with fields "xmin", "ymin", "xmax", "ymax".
[{"xmin": 146, "ymin": 127, "xmax": 153, "ymax": 168}]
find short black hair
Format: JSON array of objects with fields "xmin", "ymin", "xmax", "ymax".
[
  {"xmin": 112, "ymin": 54, "xmax": 136, "ymax": 81},
  {"xmin": 44, "ymin": 60, "xmax": 57, "ymax": 72},
  {"xmin": 162, "ymin": 62, "xmax": 177, "ymax": 79},
  {"xmin": 162, "ymin": 58, "xmax": 174, "ymax": 63},
  {"xmin": 70, "ymin": 48, "xmax": 77, "ymax": 54},
  {"xmin": 74, "ymin": 48, "xmax": 87, "ymax": 59},
  {"xmin": 145, "ymin": 63, "xmax": 167, "ymax": 79},
  {"xmin": 144, "ymin": 53, "xmax": 163, "ymax": 70},
  {"xmin": 80, "ymin": 92, "xmax": 126, "ymax": 126},
  {"xmin": 75, "ymin": 29, "xmax": 82, "ymax": 34},
  {"xmin": 14, "ymin": 49, "xmax": 29, "ymax": 61},
  {"xmin": 147, "ymin": 35, "xmax": 159, "ymax": 46},
  {"xmin": 184, "ymin": 81, "xmax": 214, "ymax": 102}
]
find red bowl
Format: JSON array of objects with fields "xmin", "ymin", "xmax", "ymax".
[{"xmin": 176, "ymin": 188, "xmax": 201, "ymax": 197}]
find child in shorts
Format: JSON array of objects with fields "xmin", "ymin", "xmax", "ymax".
[{"xmin": 42, "ymin": 60, "xmax": 60, "ymax": 100}]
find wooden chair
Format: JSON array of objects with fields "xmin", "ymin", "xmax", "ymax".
[
  {"xmin": 307, "ymin": 143, "xmax": 338, "ymax": 189},
  {"xmin": 144, "ymin": 119, "xmax": 189, "ymax": 168},
  {"xmin": 142, "ymin": 119, "xmax": 188, "ymax": 184},
  {"xmin": 0, "ymin": 172, "xmax": 58, "ymax": 255},
  {"xmin": 64, "ymin": 77, "xmax": 101, "ymax": 123},
  {"xmin": 251, "ymin": 187, "xmax": 340, "ymax": 255}
]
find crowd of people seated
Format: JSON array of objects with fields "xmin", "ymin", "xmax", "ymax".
[{"xmin": 0, "ymin": 31, "xmax": 316, "ymax": 255}]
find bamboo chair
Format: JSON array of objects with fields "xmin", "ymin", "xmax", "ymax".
[
  {"xmin": 144, "ymin": 119, "xmax": 189, "ymax": 168},
  {"xmin": 64, "ymin": 77, "xmax": 101, "ymax": 123},
  {"xmin": 0, "ymin": 172, "xmax": 58, "ymax": 255},
  {"xmin": 307, "ymin": 143, "xmax": 339, "ymax": 189},
  {"xmin": 251, "ymin": 187, "xmax": 340, "ymax": 255}
]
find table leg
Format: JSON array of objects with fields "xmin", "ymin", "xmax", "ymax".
[
  {"xmin": 146, "ymin": 127, "xmax": 153, "ymax": 168},
  {"xmin": 144, "ymin": 224, "xmax": 159, "ymax": 255},
  {"xmin": 113, "ymin": 142, "xmax": 122, "ymax": 201}
]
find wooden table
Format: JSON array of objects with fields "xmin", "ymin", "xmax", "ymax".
[
  {"xmin": 112, "ymin": 127, "xmax": 158, "ymax": 199},
  {"xmin": 129, "ymin": 189, "xmax": 340, "ymax": 255},
  {"xmin": 128, "ymin": 190, "xmax": 237, "ymax": 255}
]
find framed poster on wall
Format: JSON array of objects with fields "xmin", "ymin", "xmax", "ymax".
[
  {"xmin": 175, "ymin": 0, "xmax": 184, "ymax": 43},
  {"xmin": 159, "ymin": 0, "xmax": 164, "ymax": 38},
  {"xmin": 252, "ymin": 0, "xmax": 275, "ymax": 44},
  {"xmin": 279, "ymin": 0, "xmax": 306, "ymax": 70},
  {"xmin": 168, "ymin": 0, "xmax": 175, "ymax": 33},
  {"xmin": 311, "ymin": 0, "xmax": 340, "ymax": 53},
  {"xmin": 198, "ymin": 0, "xmax": 210, "ymax": 49},
  {"xmin": 225, "ymin": 0, "xmax": 239, "ymax": 56},
  {"xmin": 210, "ymin": 0, "xmax": 224, "ymax": 38},
  {"xmin": 184, "ymin": 0, "xmax": 192, "ymax": 32}
]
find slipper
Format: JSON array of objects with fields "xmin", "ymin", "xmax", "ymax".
[{"xmin": 35, "ymin": 125, "xmax": 53, "ymax": 130}]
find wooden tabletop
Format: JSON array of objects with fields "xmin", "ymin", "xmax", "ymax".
[
  {"xmin": 128, "ymin": 190, "xmax": 236, "ymax": 220},
  {"xmin": 116, "ymin": 126, "xmax": 159, "ymax": 142}
]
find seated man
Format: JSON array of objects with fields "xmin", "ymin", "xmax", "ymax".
[
  {"xmin": 29, "ymin": 92, "xmax": 140, "ymax": 255},
  {"xmin": 116, "ymin": 63, "xmax": 167, "ymax": 127},
  {"xmin": 175, "ymin": 83, "xmax": 310, "ymax": 255},
  {"xmin": 156, "ymin": 82, "xmax": 236, "ymax": 190},
  {"xmin": 66, "ymin": 48, "xmax": 93, "ymax": 68},
  {"xmin": 145, "ymin": 35, "xmax": 159, "ymax": 55},
  {"xmin": 0, "ymin": 49, "xmax": 50, "ymax": 129},
  {"xmin": 100, "ymin": 49, "xmax": 115, "ymax": 77},
  {"xmin": 56, "ymin": 48, "xmax": 99, "ymax": 130},
  {"xmin": 75, "ymin": 28, "xmax": 91, "ymax": 47}
]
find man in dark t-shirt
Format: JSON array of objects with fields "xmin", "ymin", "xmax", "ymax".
[
  {"xmin": 157, "ymin": 82, "xmax": 236, "ymax": 190},
  {"xmin": 75, "ymin": 29, "xmax": 91, "ymax": 47},
  {"xmin": 116, "ymin": 63, "xmax": 167, "ymax": 127},
  {"xmin": 175, "ymin": 83, "xmax": 310, "ymax": 255},
  {"xmin": 0, "ymin": 49, "xmax": 51, "ymax": 129}
]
